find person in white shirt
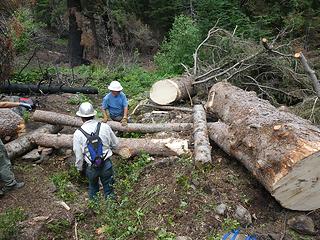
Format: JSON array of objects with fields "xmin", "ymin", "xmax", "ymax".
[{"xmin": 73, "ymin": 102, "xmax": 119, "ymax": 199}]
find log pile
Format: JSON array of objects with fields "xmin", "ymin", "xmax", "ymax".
[{"xmin": 5, "ymin": 80, "xmax": 320, "ymax": 211}]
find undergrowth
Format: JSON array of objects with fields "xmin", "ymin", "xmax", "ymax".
[{"xmin": 0, "ymin": 208, "xmax": 26, "ymax": 240}]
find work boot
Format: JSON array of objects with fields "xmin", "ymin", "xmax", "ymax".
[{"xmin": 2, "ymin": 181, "xmax": 25, "ymax": 193}]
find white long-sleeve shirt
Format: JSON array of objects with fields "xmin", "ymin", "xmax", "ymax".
[{"xmin": 73, "ymin": 119, "xmax": 119, "ymax": 171}]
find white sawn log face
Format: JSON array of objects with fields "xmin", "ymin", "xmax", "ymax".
[{"xmin": 149, "ymin": 80, "xmax": 179, "ymax": 105}]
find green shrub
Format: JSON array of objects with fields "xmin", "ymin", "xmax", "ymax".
[
  {"xmin": 154, "ymin": 15, "xmax": 201, "ymax": 75},
  {"xmin": 10, "ymin": 8, "xmax": 43, "ymax": 53}
]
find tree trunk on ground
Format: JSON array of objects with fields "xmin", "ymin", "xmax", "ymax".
[
  {"xmin": 193, "ymin": 105, "xmax": 211, "ymax": 164},
  {"xmin": 5, "ymin": 125, "xmax": 62, "ymax": 160},
  {"xmin": 0, "ymin": 83, "xmax": 98, "ymax": 94},
  {"xmin": 149, "ymin": 76, "xmax": 194, "ymax": 105},
  {"xmin": 68, "ymin": 0, "xmax": 83, "ymax": 67},
  {"xmin": 32, "ymin": 110, "xmax": 195, "ymax": 133},
  {"xmin": 206, "ymin": 81, "xmax": 320, "ymax": 211},
  {"xmin": 31, "ymin": 134, "xmax": 189, "ymax": 159},
  {"xmin": 0, "ymin": 109, "xmax": 25, "ymax": 142}
]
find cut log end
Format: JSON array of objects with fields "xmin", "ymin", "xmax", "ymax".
[
  {"xmin": 272, "ymin": 151, "xmax": 320, "ymax": 211},
  {"xmin": 150, "ymin": 80, "xmax": 179, "ymax": 105}
]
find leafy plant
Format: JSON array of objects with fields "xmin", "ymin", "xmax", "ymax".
[
  {"xmin": 51, "ymin": 171, "xmax": 77, "ymax": 202},
  {"xmin": 0, "ymin": 208, "xmax": 26, "ymax": 240},
  {"xmin": 156, "ymin": 228, "xmax": 176, "ymax": 240},
  {"xmin": 154, "ymin": 15, "xmax": 201, "ymax": 74},
  {"xmin": 10, "ymin": 7, "xmax": 43, "ymax": 53},
  {"xmin": 46, "ymin": 219, "xmax": 71, "ymax": 239}
]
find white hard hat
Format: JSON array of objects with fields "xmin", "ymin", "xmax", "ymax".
[
  {"xmin": 108, "ymin": 80, "xmax": 123, "ymax": 91},
  {"xmin": 76, "ymin": 102, "xmax": 97, "ymax": 117}
]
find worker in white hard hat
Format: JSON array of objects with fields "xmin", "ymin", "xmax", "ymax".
[
  {"xmin": 102, "ymin": 80, "xmax": 129, "ymax": 126},
  {"xmin": 73, "ymin": 102, "xmax": 119, "ymax": 200}
]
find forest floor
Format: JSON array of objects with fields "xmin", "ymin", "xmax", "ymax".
[{"xmin": 1, "ymin": 92, "xmax": 320, "ymax": 240}]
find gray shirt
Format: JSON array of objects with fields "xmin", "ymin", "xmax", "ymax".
[{"xmin": 73, "ymin": 119, "xmax": 119, "ymax": 171}]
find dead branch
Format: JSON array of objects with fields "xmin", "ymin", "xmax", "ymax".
[{"xmin": 295, "ymin": 52, "xmax": 320, "ymax": 98}]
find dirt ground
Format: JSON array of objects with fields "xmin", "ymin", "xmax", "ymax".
[{"xmin": 1, "ymin": 93, "xmax": 320, "ymax": 240}]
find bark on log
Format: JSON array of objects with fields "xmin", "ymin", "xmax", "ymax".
[
  {"xmin": 206, "ymin": 81, "xmax": 320, "ymax": 211},
  {"xmin": 0, "ymin": 109, "xmax": 25, "ymax": 142},
  {"xmin": 193, "ymin": 105, "xmax": 211, "ymax": 164},
  {"xmin": 31, "ymin": 134, "xmax": 189, "ymax": 159},
  {"xmin": 0, "ymin": 83, "xmax": 98, "ymax": 94},
  {"xmin": 32, "ymin": 110, "xmax": 194, "ymax": 133},
  {"xmin": 149, "ymin": 76, "xmax": 194, "ymax": 105},
  {"xmin": 5, "ymin": 125, "xmax": 62, "ymax": 160}
]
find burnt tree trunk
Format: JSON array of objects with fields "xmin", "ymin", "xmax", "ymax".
[
  {"xmin": 206, "ymin": 81, "xmax": 320, "ymax": 211},
  {"xmin": 68, "ymin": 0, "xmax": 83, "ymax": 67},
  {"xmin": 32, "ymin": 110, "xmax": 195, "ymax": 133},
  {"xmin": 0, "ymin": 83, "xmax": 98, "ymax": 94},
  {"xmin": 193, "ymin": 104, "xmax": 211, "ymax": 164},
  {"xmin": 149, "ymin": 76, "xmax": 194, "ymax": 105},
  {"xmin": 31, "ymin": 134, "xmax": 189, "ymax": 159},
  {"xmin": 5, "ymin": 125, "xmax": 62, "ymax": 160},
  {"xmin": 0, "ymin": 109, "xmax": 25, "ymax": 142}
]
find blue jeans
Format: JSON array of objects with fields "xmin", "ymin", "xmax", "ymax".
[{"xmin": 85, "ymin": 159, "xmax": 114, "ymax": 199}]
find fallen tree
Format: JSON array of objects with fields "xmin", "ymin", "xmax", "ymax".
[
  {"xmin": 149, "ymin": 76, "xmax": 194, "ymax": 105},
  {"xmin": 30, "ymin": 134, "xmax": 189, "ymax": 159},
  {"xmin": 193, "ymin": 104, "xmax": 211, "ymax": 164},
  {"xmin": 5, "ymin": 124, "xmax": 62, "ymax": 160},
  {"xmin": 206, "ymin": 81, "xmax": 320, "ymax": 211},
  {"xmin": 32, "ymin": 110, "xmax": 195, "ymax": 133},
  {"xmin": 0, "ymin": 83, "xmax": 98, "ymax": 94},
  {"xmin": 0, "ymin": 109, "xmax": 25, "ymax": 142}
]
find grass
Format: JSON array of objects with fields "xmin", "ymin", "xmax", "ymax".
[{"xmin": 0, "ymin": 208, "xmax": 27, "ymax": 240}]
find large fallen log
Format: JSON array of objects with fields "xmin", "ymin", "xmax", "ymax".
[
  {"xmin": 0, "ymin": 83, "xmax": 98, "ymax": 94},
  {"xmin": 32, "ymin": 110, "xmax": 194, "ymax": 133},
  {"xmin": 193, "ymin": 105, "xmax": 211, "ymax": 164},
  {"xmin": 206, "ymin": 81, "xmax": 320, "ymax": 211},
  {"xmin": 5, "ymin": 124, "xmax": 62, "ymax": 160},
  {"xmin": 149, "ymin": 76, "xmax": 194, "ymax": 105},
  {"xmin": 0, "ymin": 109, "xmax": 25, "ymax": 142},
  {"xmin": 30, "ymin": 134, "xmax": 189, "ymax": 159}
]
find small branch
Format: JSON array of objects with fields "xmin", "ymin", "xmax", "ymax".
[
  {"xmin": 193, "ymin": 51, "xmax": 263, "ymax": 85},
  {"xmin": 262, "ymin": 38, "xmax": 293, "ymax": 58},
  {"xmin": 141, "ymin": 104, "xmax": 193, "ymax": 112},
  {"xmin": 309, "ymin": 97, "xmax": 318, "ymax": 122},
  {"xmin": 295, "ymin": 52, "xmax": 320, "ymax": 98},
  {"xmin": 183, "ymin": 82, "xmax": 193, "ymax": 106},
  {"xmin": 193, "ymin": 21, "xmax": 220, "ymax": 75},
  {"xmin": 181, "ymin": 63, "xmax": 191, "ymax": 76}
]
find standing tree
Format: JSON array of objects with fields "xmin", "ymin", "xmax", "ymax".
[{"xmin": 68, "ymin": 0, "xmax": 83, "ymax": 67}]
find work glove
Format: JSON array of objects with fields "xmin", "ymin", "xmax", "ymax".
[
  {"xmin": 121, "ymin": 117, "xmax": 128, "ymax": 126},
  {"xmin": 102, "ymin": 112, "xmax": 109, "ymax": 123},
  {"xmin": 19, "ymin": 102, "xmax": 33, "ymax": 111}
]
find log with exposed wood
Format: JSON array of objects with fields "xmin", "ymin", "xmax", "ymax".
[
  {"xmin": 5, "ymin": 124, "xmax": 62, "ymax": 160},
  {"xmin": 32, "ymin": 110, "xmax": 194, "ymax": 133},
  {"xmin": 0, "ymin": 109, "xmax": 25, "ymax": 142},
  {"xmin": 206, "ymin": 81, "xmax": 320, "ymax": 211},
  {"xmin": 30, "ymin": 133, "xmax": 189, "ymax": 159},
  {"xmin": 193, "ymin": 104, "xmax": 211, "ymax": 164},
  {"xmin": 149, "ymin": 76, "xmax": 194, "ymax": 105},
  {"xmin": 0, "ymin": 83, "xmax": 98, "ymax": 94}
]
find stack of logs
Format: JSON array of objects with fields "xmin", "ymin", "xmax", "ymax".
[{"xmin": 2, "ymin": 81, "xmax": 320, "ymax": 211}]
